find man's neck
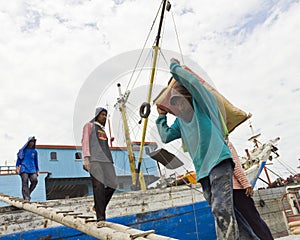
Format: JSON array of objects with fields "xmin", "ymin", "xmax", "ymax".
[{"xmin": 94, "ymin": 121, "xmax": 104, "ymax": 129}]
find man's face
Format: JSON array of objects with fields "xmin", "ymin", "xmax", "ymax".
[
  {"xmin": 96, "ymin": 111, "xmax": 107, "ymax": 125},
  {"xmin": 28, "ymin": 140, "xmax": 36, "ymax": 148}
]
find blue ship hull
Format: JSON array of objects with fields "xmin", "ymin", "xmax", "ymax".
[
  {"xmin": 0, "ymin": 138, "xmax": 280, "ymax": 239},
  {"xmin": 1, "ymin": 200, "xmax": 216, "ymax": 240}
]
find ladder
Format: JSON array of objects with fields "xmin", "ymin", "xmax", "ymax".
[{"xmin": 0, "ymin": 192, "xmax": 177, "ymax": 240}]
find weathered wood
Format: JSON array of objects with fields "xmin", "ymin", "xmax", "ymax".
[
  {"xmin": 131, "ymin": 230, "xmax": 155, "ymax": 238},
  {"xmin": 0, "ymin": 185, "xmax": 289, "ymax": 239},
  {"xmin": 56, "ymin": 210, "xmax": 74, "ymax": 213},
  {"xmin": 63, "ymin": 212, "xmax": 82, "ymax": 217},
  {"xmin": 0, "ymin": 193, "xmax": 177, "ymax": 240}
]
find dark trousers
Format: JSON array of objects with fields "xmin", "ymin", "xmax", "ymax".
[
  {"xmin": 234, "ymin": 189, "xmax": 274, "ymax": 240},
  {"xmin": 200, "ymin": 159, "xmax": 239, "ymax": 240},
  {"xmin": 91, "ymin": 174, "xmax": 115, "ymax": 221},
  {"xmin": 20, "ymin": 173, "xmax": 38, "ymax": 201},
  {"xmin": 200, "ymin": 159, "xmax": 260, "ymax": 240},
  {"xmin": 234, "ymin": 207, "xmax": 260, "ymax": 240}
]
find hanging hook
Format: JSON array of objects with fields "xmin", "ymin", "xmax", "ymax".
[
  {"xmin": 166, "ymin": 1, "xmax": 171, "ymax": 11},
  {"xmin": 139, "ymin": 102, "xmax": 151, "ymax": 118}
]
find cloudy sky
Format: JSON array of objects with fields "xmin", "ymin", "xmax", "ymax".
[{"xmin": 0, "ymin": 0, "xmax": 299, "ymax": 186}]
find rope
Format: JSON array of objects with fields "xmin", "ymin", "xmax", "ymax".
[
  {"xmin": 276, "ymin": 159, "xmax": 298, "ymax": 175},
  {"xmin": 119, "ymin": 93, "xmax": 199, "ymax": 187},
  {"xmin": 264, "ymin": 166, "xmax": 284, "ymax": 179},
  {"xmin": 115, "ymin": 0, "xmax": 198, "ymax": 192},
  {"xmin": 116, "ymin": 100, "xmax": 203, "ymax": 192},
  {"xmin": 159, "ymin": 48, "xmax": 169, "ymax": 66},
  {"xmin": 128, "ymin": 48, "xmax": 153, "ymax": 93},
  {"xmin": 171, "ymin": 9, "xmax": 184, "ymax": 64},
  {"xmin": 190, "ymin": 189, "xmax": 200, "ymax": 240},
  {"xmin": 125, "ymin": 1, "xmax": 163, "ymax": 92}
]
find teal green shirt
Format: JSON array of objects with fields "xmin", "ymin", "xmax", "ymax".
[{"xmin": 156, "ymin": 62, "xmax": 233, "ymax": 180}]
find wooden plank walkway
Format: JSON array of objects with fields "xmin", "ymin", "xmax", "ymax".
[
  {"xmin": 0, "ymin": 192, "xmax": 177, "ymax": 240},
  {"xmin": 275, "ymin": 236, "xmax": 300, "ymax": 239}
]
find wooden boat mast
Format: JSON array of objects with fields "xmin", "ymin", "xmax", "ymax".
[{"xmin": 115, "ymin": 83, "xmax": 141, "ymax": 189}]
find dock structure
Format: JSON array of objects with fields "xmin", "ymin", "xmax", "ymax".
[{"xmin": 0, "ymin": 192, "xmax": 177, "ymax": 240}]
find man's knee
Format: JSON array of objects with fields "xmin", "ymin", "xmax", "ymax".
[
  {"xmin": 30, "ymin": 175, "xmax": 38, "ymax": 184},
  {"xmin": 21, "ymin": 173, "xmax": 29, "ymax": 181},
  {"xmin": 211, "ymin": 200, "xmax": 231, "ymax": 218},
  {"xmin": 32, "ymin": 179, "xmax": 38, "ymax": 184}
]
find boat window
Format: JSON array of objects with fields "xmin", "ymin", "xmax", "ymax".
[
  {"xmin": 50, "ymin": 152, "xmax": 57, "ymax": 161},
  {"xmin": 75, "ymin": 152, "xmax": 82, "ymax": 160},
  {"xmin": 145, "ymin": 147, "xmax": 150, "ymax": 155}
]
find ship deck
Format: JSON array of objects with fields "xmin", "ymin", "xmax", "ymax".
[{"xmin": 275, "ymin": 236, "xmax": 300, "ymax": 239}]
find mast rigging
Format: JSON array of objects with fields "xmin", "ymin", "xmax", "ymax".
[{"xmin": 135, "ymin": 0, "xmax": 171, "ymax": 190}]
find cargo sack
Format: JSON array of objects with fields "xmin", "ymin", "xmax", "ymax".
[{"xmin": 154, "ymin": 64, "xmax": 251, "ymax": 134}]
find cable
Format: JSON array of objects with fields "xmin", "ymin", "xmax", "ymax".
[
  {"xmin": 170, "ymin": 8, "xmax": 184, "ymax": 64},
  {"xmin": 276, "ymin": 158, "xmax": 297, "ymax": 175},
  {"xmin": 125, "ymin": 1, "xmax": 163, "ymax": 92}
]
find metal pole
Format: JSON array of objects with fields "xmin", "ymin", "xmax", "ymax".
[
  {"xmin": 135, "ymin": 0, "xmax": 168, "ymax": 190},
  {"xmin": 116, "ymin": 83, "xmax": 137, "ymax": 187}
]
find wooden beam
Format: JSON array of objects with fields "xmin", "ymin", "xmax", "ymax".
[{"xmin": 0, "ymin": 193, "xmax": 177, "ymax": 240}]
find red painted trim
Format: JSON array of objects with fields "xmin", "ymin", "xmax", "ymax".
[
  {"xmin": 36, "ymin": 145, "xmax": 82, "ymax": 150},
  {"xmin": 131, "ymin": 141, "xmax": 157, "ymax": 145},
  {"xmin": 0, "ymin": 171, "xmax": 48, "ymax": 176},
  {"xmin": 36, "ymin": 142, "xmax": 157, "ymax": 151}
]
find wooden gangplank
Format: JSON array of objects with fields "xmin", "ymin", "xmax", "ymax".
[{"xmin": 0, "ymin": 192, "xmax": 177, "ymax": 240}]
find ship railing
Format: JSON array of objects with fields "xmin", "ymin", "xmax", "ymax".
[
  {"xmin": 0, "ymin": 165, "xmax": 17, "ymax": 175},
  {"xmin": 281, "ymin": 188, "xmax": 300, "ymax": 235}
]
